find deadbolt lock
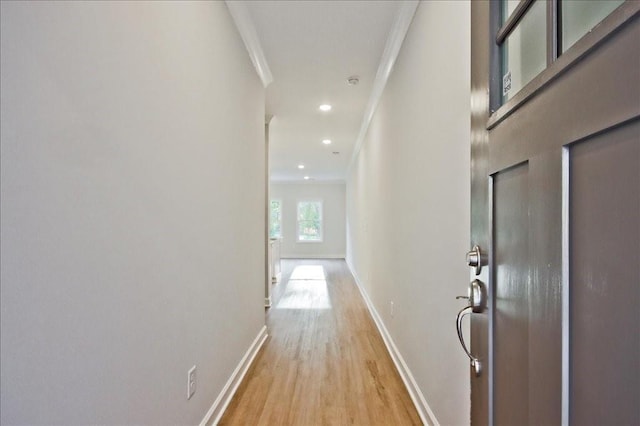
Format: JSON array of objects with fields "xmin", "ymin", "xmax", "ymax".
[{"xmin": 466, "ymin": 245, "xmax": 485, "ymax": 275}]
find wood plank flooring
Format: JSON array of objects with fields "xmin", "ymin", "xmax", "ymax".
[{"xmin": 218, "ymin": 259, "xmax": 422, "ymax": 425}]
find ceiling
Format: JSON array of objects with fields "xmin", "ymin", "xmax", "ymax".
[{"xmin": 238, "ymin": 1, "xmax": 412, "ymax": 183}]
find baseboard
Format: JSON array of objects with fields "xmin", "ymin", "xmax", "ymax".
[
  {"xmin": 200, "ymin": 325, "xmax": 268, "ymax": 426},
  {"xmin": 281, "ymin": 254, "xmax": 346, "ymax": 259},
  {"xmin": 346, "ymin": 260, "xmax": 440, "ymax": 426}
]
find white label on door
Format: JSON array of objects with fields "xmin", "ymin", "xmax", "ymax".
[{"xmin": 503, "ymin": 71, "xmax": 512, "ymax": 96}]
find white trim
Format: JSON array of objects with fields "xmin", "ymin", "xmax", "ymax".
[
  {"xmin": 225, "ymin": 1, "xmax": 274, "ymax": 88},
  {"xmin": 561, "ymin": 147, "xmax": 570, "ymax": 426},
  {"xmin": 348, "ymin": 1, "xmax": 419, "ymax": 171},
  {"xmin": 487, "ymin": 176, "xmax": 495, "ymax": 426},
  {"xmin": 200, "ymin": 326, "xmax": 269, "ymax": 426},
  {"xmin": 346, "ymin": 260, "xmax": 439, "ymax": 426},
  {"xmin": 281, "ymin": 254, "xmax": 345, "ymax": 260}
]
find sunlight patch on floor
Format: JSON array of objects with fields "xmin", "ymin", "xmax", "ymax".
[
  {"xmin": 276, "ymin": 265, "xmax": 331, "ymax": 309},
  {"xmin": 289, "ymin": 265, "xmax": 326, "ymax": 280},
  {"xmin": 276, "ymin": 280, "xmax": 331, "ymax": 309}
]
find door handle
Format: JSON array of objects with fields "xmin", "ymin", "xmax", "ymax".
[{"xmin": 456, "ymin": 279, "xmax": 486, "ymax": 376}]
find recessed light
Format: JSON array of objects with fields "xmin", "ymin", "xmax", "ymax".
[
  {"xmin": 322, "ymin": 139, "xmax": 332, "ymax": 145},
  {"xmin": 319, "ymin": 104, "xmax": 332, "ymax": 112},
  {"xmin": 298, "ymin": 164, "xmax": 305, "ymax": 169},
  {"xmin": 304, "ymin": 176, "xmax": 310, "ymax": 180}
]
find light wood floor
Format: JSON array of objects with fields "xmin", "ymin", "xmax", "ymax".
[{"xmin": 218, "ymin": 259, "xmax": 422, "ymax": 426}]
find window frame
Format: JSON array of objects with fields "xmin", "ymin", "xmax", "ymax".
[
  {"xmin": 296, "ymin": 199, "xmax": 323, "ymax": 243},
  {"xmin": 269, "ymin": 198, "xmax": 283, "ymax": 240},
  {"xmin": 489, "ymin": 0, "xmax": 635, "ymax": 126}
]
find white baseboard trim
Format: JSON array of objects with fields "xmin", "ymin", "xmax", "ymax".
[
  {"xmin": 281, "ymin": 254, "xmax": 345, "ymax": 259},
  {"xmin": 200, "ymin": 325, "xmax": 268, "ymax": 426},
  {"xmin": 346, "ymin": 260, "xmax": 439, "ymax": 426}
]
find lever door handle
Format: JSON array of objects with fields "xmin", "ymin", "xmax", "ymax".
[
  {"xmin": 462, "ymin": 279, "xmax": 486, "ymax": 313},
  {"xmin": 456, "ymin": 305, "xmax": 481, "ymax": 376},
  {"xmin": 455, "ymin": 279, "xmax": 486, "ymax": 376}
]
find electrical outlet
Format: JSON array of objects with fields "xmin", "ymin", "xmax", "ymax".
[
  {"xmin": 187, "ymin": 365, "xmax": 196, "ymax": 400},
  {"xmin": 390, "ymin": 301, "xmax": 395, "ymax": 318}
]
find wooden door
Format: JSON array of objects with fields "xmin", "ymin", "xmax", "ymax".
[{"xmin": 469, "ymin": 1, "xmax": 639, "ymax": 424}]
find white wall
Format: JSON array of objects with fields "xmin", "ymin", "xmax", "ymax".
[
  {"xmin": 270, "ymin": 183, "xmax": 346, "ymax": 258},
  {"xmin": 0, "ymin": 2, "xmax": 265, "ymax": 424},
  {"xmin": 346, "ymin": 2, "xmax": 471, "ymax": 425}
]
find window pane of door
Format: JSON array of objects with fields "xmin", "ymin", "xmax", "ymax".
[
  {"xmin": 562, "ymin": 0, "xmax": 624, "ymax": 52},
  {"xmin": 503, "ymin": 0, "xmax": 521, "ymax": 23},
  {"xmin": 501, "ymin": 0, "xmax": 547, "ymax": 103}
]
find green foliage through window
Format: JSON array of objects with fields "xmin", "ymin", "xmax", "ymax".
[
  {"xmin": 270, "ymin": 200, "xmax": 282, "ymax": 239},
  {"xmin": 297, "ymin": 201, "xmax": 322, "ymax": 242}
]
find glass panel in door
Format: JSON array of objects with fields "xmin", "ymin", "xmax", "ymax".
[
  {"xmin": 501, "ymin": 0, "xmax": 547, "ymax": 102},
  {"xmin": 562, "ymin": 0, "xmax": 625, "ymax": 52}
]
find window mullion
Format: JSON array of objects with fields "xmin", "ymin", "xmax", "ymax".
[
  {"xmin": 496, "ymin": 0, "xmax": 536, "ymax": 45},
  {"xmin": 548, "ymin": 0, "xmax": 559, "ymax": 65},
  {"xmin": 490, "ymin": 0, "xmax": 503, "ymax": 114}
]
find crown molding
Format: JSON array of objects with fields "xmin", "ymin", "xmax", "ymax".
[
  {"xmin": 348, "ymin": 1, "xmax": 419, "ymax": 171},
  {"xmin": 225, "ymin": 1, "xmax": 274, "ymax": 88}
]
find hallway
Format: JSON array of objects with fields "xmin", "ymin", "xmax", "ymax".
[{"xmin": 219, "ymin": 259, "xmax": 422, "ymax": 425}]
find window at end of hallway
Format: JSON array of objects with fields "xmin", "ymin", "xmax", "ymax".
[
  {"xmin": 297, "ymin": 200, "xmax": 323, "ymax": 242},
  {"xmin": 270, "ymin": 199, "xmax": 282, "ymax": 239}
]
